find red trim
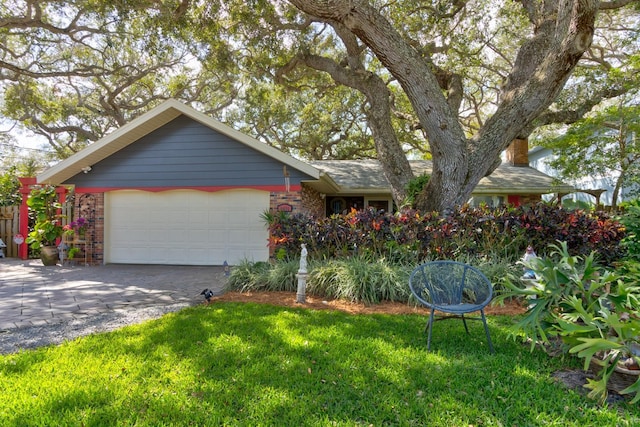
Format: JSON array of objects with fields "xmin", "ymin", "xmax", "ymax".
[
  {"xmin": 17, "ymin": 178, "xmax": 69, "ymax": 259},
  {"xmin": 74, "ymin": 185, "xmax": 301, "ymax": 193},
  {"xmin": 17, "ymin": 178, "xmax": 35, "ymax": 260},
  {"xmin": 508, "ymin": 195, "xmax": 520, "ymax": 206}
]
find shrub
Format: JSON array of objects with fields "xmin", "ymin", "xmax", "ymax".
[
  {"xmin": 619, "ymin": 199, "xmax": 640, "ymax": 261},
  {"xmin": 266, "ymin": 204, "xmax": 626, "ymax": 266},
  {"xmin": 229, "ymin": 255, "xmax": 515, "ymax": 307},
  {"xmin": 308, "ymin": 256, "xmax": 411, "ymax": 304},
  {"xmin": 496, "ymin": 241, "xmax": 640, "ymax": 404},
  {"xmin": 227, "ymin": 261, "xmax": 273, "ymax": 292}
]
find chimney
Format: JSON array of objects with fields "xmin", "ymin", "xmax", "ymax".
[{"xmin": 506, "ymin": 138, "xmax": 529, "ymax": 166}]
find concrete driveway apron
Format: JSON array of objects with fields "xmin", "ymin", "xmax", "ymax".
[{"xmin": 0, "ymin": 259, "xmax": 228, "ymax": 331}]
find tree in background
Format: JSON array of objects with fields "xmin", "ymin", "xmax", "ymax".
[
  {"xmin": 0, "ymin": 0, "xmax": 237, "ymax": 158},
  {"xmin": 1, "ymin": 1, "xmax": 639, "ymax": 213},
  {"xmin": 540, "ymin": 101, "xmax": 640, "ymax": 209}
]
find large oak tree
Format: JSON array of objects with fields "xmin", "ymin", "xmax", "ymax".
[
  {"xmin": 275, "ymin": 0, "xmax": 637, "ymax": 212},
  {"xmin": 1, "ymin": 0, "xmax": 638, "ymax": 212}
]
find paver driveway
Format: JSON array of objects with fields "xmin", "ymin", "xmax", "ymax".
[{"xmin": 0, "ymin": 259, "xmax": 228, "ymax": 331}]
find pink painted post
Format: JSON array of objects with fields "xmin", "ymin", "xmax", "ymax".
[
  {"xmin": 16, "ymin": 178, "xmax": 69, "ymax": 260},
  {"xmin": 17, "ymin": 178, "xmax": 36, "ymax": 260}
]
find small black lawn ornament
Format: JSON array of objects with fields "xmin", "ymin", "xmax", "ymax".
[{"xmin": 200, "ymin": 288, "xmax": 215, "ymax": 304}]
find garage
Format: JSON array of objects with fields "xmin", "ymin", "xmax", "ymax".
[{"xmin": 105, "ymin": 189, "xmax": 270, "ymax": 265}]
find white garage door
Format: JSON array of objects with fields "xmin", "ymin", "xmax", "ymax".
[{"xmin": 106, "ymin": 189, "xmax": 270, "ymax": 265}]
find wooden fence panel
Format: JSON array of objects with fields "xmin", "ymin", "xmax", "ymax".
[
  {"xmin": 0, "ymin": 200, "xmax": 73, "ymax": 259},
  {"xmin": 0, "ymin": 206, "xmax": 19, "ymax": 258}
]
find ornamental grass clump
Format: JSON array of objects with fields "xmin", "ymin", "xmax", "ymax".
[{"xmin": 308, "ymin": 256, "xmax": 411, "ymax": 304}]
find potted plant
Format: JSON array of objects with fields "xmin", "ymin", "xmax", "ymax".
[
  {"xmin": 26, "ymin": 185, "xmax": 64, "ymax": 266},
  {"xmin": 62, "ymin": 218, "xmax": 88, "ymax": 264}
]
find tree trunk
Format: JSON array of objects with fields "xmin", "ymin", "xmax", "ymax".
[{"xmin": 287, "ymin": 0, "xmax": 600, "ymax": 213}]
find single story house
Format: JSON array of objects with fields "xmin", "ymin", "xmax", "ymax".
[{"xmin": 33, "ymin": 99, "xmax": 573, "ymax": 266}]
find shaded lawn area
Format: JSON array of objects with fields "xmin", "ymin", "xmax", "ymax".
[{"xmin": 1, "ymin": 302, "xmax": 638, "ymax": 426}]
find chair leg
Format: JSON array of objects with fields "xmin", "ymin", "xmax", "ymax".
[
  {"xmin": 481, "ymin": 310, "xmax": 495, "ymax": 354},
  {"xmin": 461, "ymin": 314, "xmax": 470, "ymax": 334},
  {"xmin": 426, "ymin": 308, "xmax": 436, "ymax": 351}
]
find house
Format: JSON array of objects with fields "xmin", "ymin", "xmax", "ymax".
[
  {"xmin": 33, "ymin": 99, "xmax": 573, "ymax": 266},
  {"xmin": 529, "ymin": 146, "xmax": 633, "ymax": 207}
]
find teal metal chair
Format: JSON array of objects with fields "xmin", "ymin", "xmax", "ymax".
[{"xmin": 409, "ymin": 261, "xmax": 494, "ymax": 353}]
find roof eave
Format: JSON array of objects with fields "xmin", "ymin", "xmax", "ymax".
[
  {"xmin": 38, "ymin": 99, "xmax": 319, "ymax": 185},
  {"xmin": 472, "ymin": 185, "xmax": 576, "ymax": 195}
]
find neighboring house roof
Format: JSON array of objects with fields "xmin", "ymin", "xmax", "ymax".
[
  {"xmin": 309, "ymin": 159, "xmax": 574, "ymax": 195},
  {"xmin": 37, "ymin": 98, "xmax": 319, "ymax": 185}
]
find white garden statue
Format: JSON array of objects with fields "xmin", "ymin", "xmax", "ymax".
[
  {"xmin": 297, "ymin": 244, "xmax": 308, "ymax": 303},
  {"xmin": 299, "ymin": 243, "xmax": 308, "ymax": 274}
]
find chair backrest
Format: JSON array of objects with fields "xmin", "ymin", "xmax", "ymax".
[{"xmin": 409, "ymin": 261, "xmax": 493, "ymax": 309}]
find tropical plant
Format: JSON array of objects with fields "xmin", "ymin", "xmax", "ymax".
[
  {"xmin": 67, "ymin": 246, "xmax": 81, "ymax": 260},
  {"xmin": 266, "ymin": 205, "xmax": 626, "ymax": 266},
  {"xmin": 619, "ymin": 199, "xmax": 640, "ymax": 261},
  {"xmin": 25, "ymin": 185, "xmax": 64, "ymax": 249},
  {"xmin": 497, "ymin": 242, "xmax": 640, "ymax": 404}
]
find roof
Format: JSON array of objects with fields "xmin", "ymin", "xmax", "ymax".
[
  {"xmin": 36, "ymin": 99, "xmax": 572, "ymax": 196},
  {"xmin": 309, "ymin": 159, "xmax": 574, "ymax": 195},
  {"xmin": 38, "ymin": 99, "xmax": 319, "ymax": 185}
]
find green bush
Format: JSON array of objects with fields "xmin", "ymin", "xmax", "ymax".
[
  {"xmin": 308, "ymin": 256, "xmax": 411, "ymax": 304},
  {"xmin": 496, "ymin": 241, "xmax": 640, "ymax": 404},
  {"xmin": 267, "ymin": 204, "xmax": 626, "ymax": 266},
  {"xmin": 619, "ymin": 199, "xmax": 640, "ymax": 261},
  {"xmin": 227, "ymin": 260, "xmax": 273, "ymax": 292},
  {"xmin": 229, "ymin": 255, "xmax": 516, "ymax": 306}
]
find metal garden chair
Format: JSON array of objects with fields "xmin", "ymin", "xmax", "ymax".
[{"xmin": 409, "ymin": 261, "xmax": 495, "ymax": 353}]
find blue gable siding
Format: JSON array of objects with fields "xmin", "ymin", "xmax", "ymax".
[{"xmin": 65, "ymin": 115, "xmax": 314, "ymax": 188}]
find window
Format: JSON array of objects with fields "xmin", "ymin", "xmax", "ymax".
[
  {"xmin": 469, "ymin": 195, "xmax": 505, "ymax": 208},
  {"xmin": 366, "ymin": 199, "xmax": 391, "ymax": 211}
]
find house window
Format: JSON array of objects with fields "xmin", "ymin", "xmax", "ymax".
[
  {"xmin": 330, "ymin": 198, "xmax": 346, "ymax": 215},
  {"xmin": 366, "ymin": 199, "xmax": 391, "ymax": 212},
  {"xmin": 469, "ymin": 195, "xmax": 505, "ymax": 208},
  {"xmin": 326, "ymin": 196, "xmax": 364, "ymax": 216}
]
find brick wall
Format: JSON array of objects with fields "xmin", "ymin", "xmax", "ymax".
[
  {"xmin": 269, "ymin": 190, "xmax": 303, "ymax": 213},
  {"xmin": 73, "ymin": 192, "xmax": 104, "ymax": 265},
  {"xmin": 506, "ymin": 138, "xmax": 529, "ymax": 166},
  {"xmin": 301, "ymin": 185, "xmax": 324, "ymax": 218}
]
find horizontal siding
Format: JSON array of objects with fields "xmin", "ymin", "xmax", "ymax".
[{"xmin": 66, "ymin": 115, "xmax": 314, "ymax": 188}]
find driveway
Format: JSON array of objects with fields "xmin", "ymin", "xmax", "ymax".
[{"xmin": 0, "ymin": 258, "xmax": 228, "ymax": 331}]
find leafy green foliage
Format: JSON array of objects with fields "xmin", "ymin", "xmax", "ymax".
[
  {"xmin": 267, "ymin": 204, "xmax": 626, "ymax": 266},
  {"xmin": 307, "ymin": 256, "xmax": 411, "ymax": 304},
  {"xmin": 403, "ymin": 173, "xmax": 430, "ymax": 209},
  {"xmin": 497, "ymin": 242, "xmax": 640, "ymax": 404},
  {"xmin": 25, "ymin": 185, "xmax": 64, "ymax": 249},
  {"xmin": 540, "ymin": 103, "xmax": 640, "ymax": 208},
  {"xmin": 228, "ymin": 257, "xmax": 410, "ymax": 304},
  {"xmin": 0, "ymin": 167, "xmax": 21, "ymax": 206},
  {"xmin": 619, "ymin": 199, "xmax": 640, "ymax": 261}
]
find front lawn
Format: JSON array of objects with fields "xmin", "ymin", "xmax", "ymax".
[{"xmin": 1, "ymin": 302, "xmax": 637, "ymax": 426}]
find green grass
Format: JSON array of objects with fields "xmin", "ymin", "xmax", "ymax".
[{"xmin": 1, "ymin": 303, "xmax": 638, "ymax": 426}]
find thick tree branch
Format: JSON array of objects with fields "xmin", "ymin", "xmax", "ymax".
[{"xmin": 277, "ymin": 49, "xmax": 413, "ymax": 202}]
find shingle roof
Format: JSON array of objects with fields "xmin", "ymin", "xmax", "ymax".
[{"xmin": 310, "ymin": 159, "xmax": 574, "ymax": 195}]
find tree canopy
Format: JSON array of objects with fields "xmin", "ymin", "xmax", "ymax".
[
  {"xmin": 540, "ymin": 99, "xmax": 640, "ymax": 208},
  {"xmin": 1, "ymin": 0, "xmax": 638, "ymax": 212}
]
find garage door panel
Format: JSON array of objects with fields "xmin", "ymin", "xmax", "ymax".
[{"xmin": 106, "ymin": 189, "xmax": 269, "ymax": 265}]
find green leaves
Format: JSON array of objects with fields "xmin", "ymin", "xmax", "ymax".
[
  {"xmin": 540, "ymin": 102, "xmax": 640, "ymax": 208},
  {"xmin": 500, "ymin": 240, "xmax": 640, "ymax": 404},
  {"xmin": 570, "ymin": 338, "xmax": 624, "ymax": 370},
  {"xmin": 25, "ymin": 185, "xmax": 65, "ymax": 248}
]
